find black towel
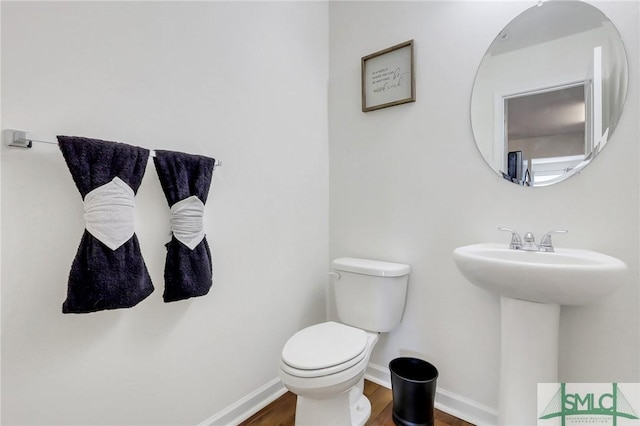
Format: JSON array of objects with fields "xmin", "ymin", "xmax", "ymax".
[
  {"xmin": 153, "ymin": 150, "xmax": 215, "ymax": 302},
  {"xmin": 58, "ymin": 136, "xmax": 154, "ymax": 314}
]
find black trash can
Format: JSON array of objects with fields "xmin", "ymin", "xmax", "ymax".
[{"xmin": 389, "ymin": 357, "xmax": 439, "ymax": 426}]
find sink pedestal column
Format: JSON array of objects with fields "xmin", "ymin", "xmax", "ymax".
[{"xmin": 499, "ymin": 297, "xmax": 560, "ymax": 425}]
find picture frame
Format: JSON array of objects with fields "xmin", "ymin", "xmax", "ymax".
[{"xmin": 361, "ymin": 40, "xmax": 415, "ymax": 112}]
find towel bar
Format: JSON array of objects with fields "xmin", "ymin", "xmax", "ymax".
[{"xmin": 2, "ymin": 129, "xmax": 221, "ymax": 166}]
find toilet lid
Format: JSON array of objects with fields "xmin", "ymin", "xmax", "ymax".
[{"xmin": 281, "ymin": 322, "xmax": 367, "ymax": 370}]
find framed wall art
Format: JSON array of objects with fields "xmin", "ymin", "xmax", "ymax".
[{"xmin": 361, "ymin": 40, "xmax": 415, "ymax": 112}]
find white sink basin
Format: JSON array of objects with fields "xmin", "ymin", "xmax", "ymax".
[{"xmin": 453, "ymin": 243, "xmax": 627, "ymax": 305}]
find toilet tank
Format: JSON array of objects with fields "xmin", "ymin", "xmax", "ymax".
[{"xmin": 331, "ymin": 257, "xmax": 410, "ymax": 333}]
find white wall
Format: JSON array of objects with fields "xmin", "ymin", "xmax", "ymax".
[
  {"xmin": 3, "ymin": 1, "xmax": 638, "ymax": 424},
  {"xmin": 329, "ymin": 0, "xmax": 639, "ymax": 414},
  {"xmin": 1, "ymin": 2, "xmax": 328, "ymax": 425}
]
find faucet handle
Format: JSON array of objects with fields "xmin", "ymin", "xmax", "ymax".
[
  {"xmin": 498, "ymin": 227, "xmax": 522, "ymax": 250},
  {"xmin": 539, "ymin": 230, "xmax": 568, "ymax": 252}
]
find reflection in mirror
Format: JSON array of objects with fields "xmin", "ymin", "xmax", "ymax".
[
  {"xmin": 470, "ymin": 1, "xmax": 628, "ymax": 187},
  {"xmin": 506, "ymin": 84, "xmax": 587, "ymax": 185}
]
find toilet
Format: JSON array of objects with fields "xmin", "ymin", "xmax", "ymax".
[{"xmin": 279, "ymin": 257, "xmax": 411, "ymax": 426}]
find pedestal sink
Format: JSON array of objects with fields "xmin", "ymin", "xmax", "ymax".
[{"xmin": 453, "ymin": 243, "xmax": 627, "ymax": 425}]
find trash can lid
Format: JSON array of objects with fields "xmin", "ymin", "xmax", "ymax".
[{"xmin": 282, "ymin": 321, "xmax": 367, "ymax": 370}]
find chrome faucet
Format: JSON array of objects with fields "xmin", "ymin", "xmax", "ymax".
[
  {"xmin": 521, "ymin": 232, "xmax": 539, "ymax": 251},
  {"xmin": 499, "ymin": 228, "xmax": 567, "ymax": 252}
]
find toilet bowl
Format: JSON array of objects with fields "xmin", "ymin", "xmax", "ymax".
[
  {"xmin": 279, "ymin": 258, "xmax": 411, "ymax": 426},
  {"xmin": 279, "ymin": 322, "xmax": 379, "ymax": 426}
]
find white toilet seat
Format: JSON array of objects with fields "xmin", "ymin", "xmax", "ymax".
[
  {"xmin": 281, "ymin": 322, "xmax": 368, "ymax": 378},
  {"xmin": 279, "ymin": 325, "xmax": 380, "ymax": 426},
  {"xmin": 281, "ymin": 348, "xmax": 367, "ymax": 378}
]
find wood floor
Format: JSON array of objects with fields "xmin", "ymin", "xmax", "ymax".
[{"xmin": 239, "ymin": 380, "xmax": 474, "ymax": 426}]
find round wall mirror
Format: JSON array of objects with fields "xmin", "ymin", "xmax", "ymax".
[{"xmin": 470, "ymin": 1, "xmax": 629, "ymax": 187}]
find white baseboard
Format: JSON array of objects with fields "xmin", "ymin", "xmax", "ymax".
[
  {"xmin": 198, "ymin": 377, "xmax": 287, "ymax": 426},
  {"xmin": 365, "ymin": 362, "xmax": 498, "ymax": 426},
  {"xmin": 363, "ymin": 361, "xmax": 393, "ymax": 388},
  {"xmin": 199, "ymin": 363, "xmax": 498, "ymax": 426}
]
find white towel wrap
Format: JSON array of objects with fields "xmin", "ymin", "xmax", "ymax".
[
  {"xmin": 170, "ymin": 195, "xmax": 205, "ymax": 250},
  {"xmin": 83, "ymin": 177, "xmax": 135, "ymax": 250}
]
